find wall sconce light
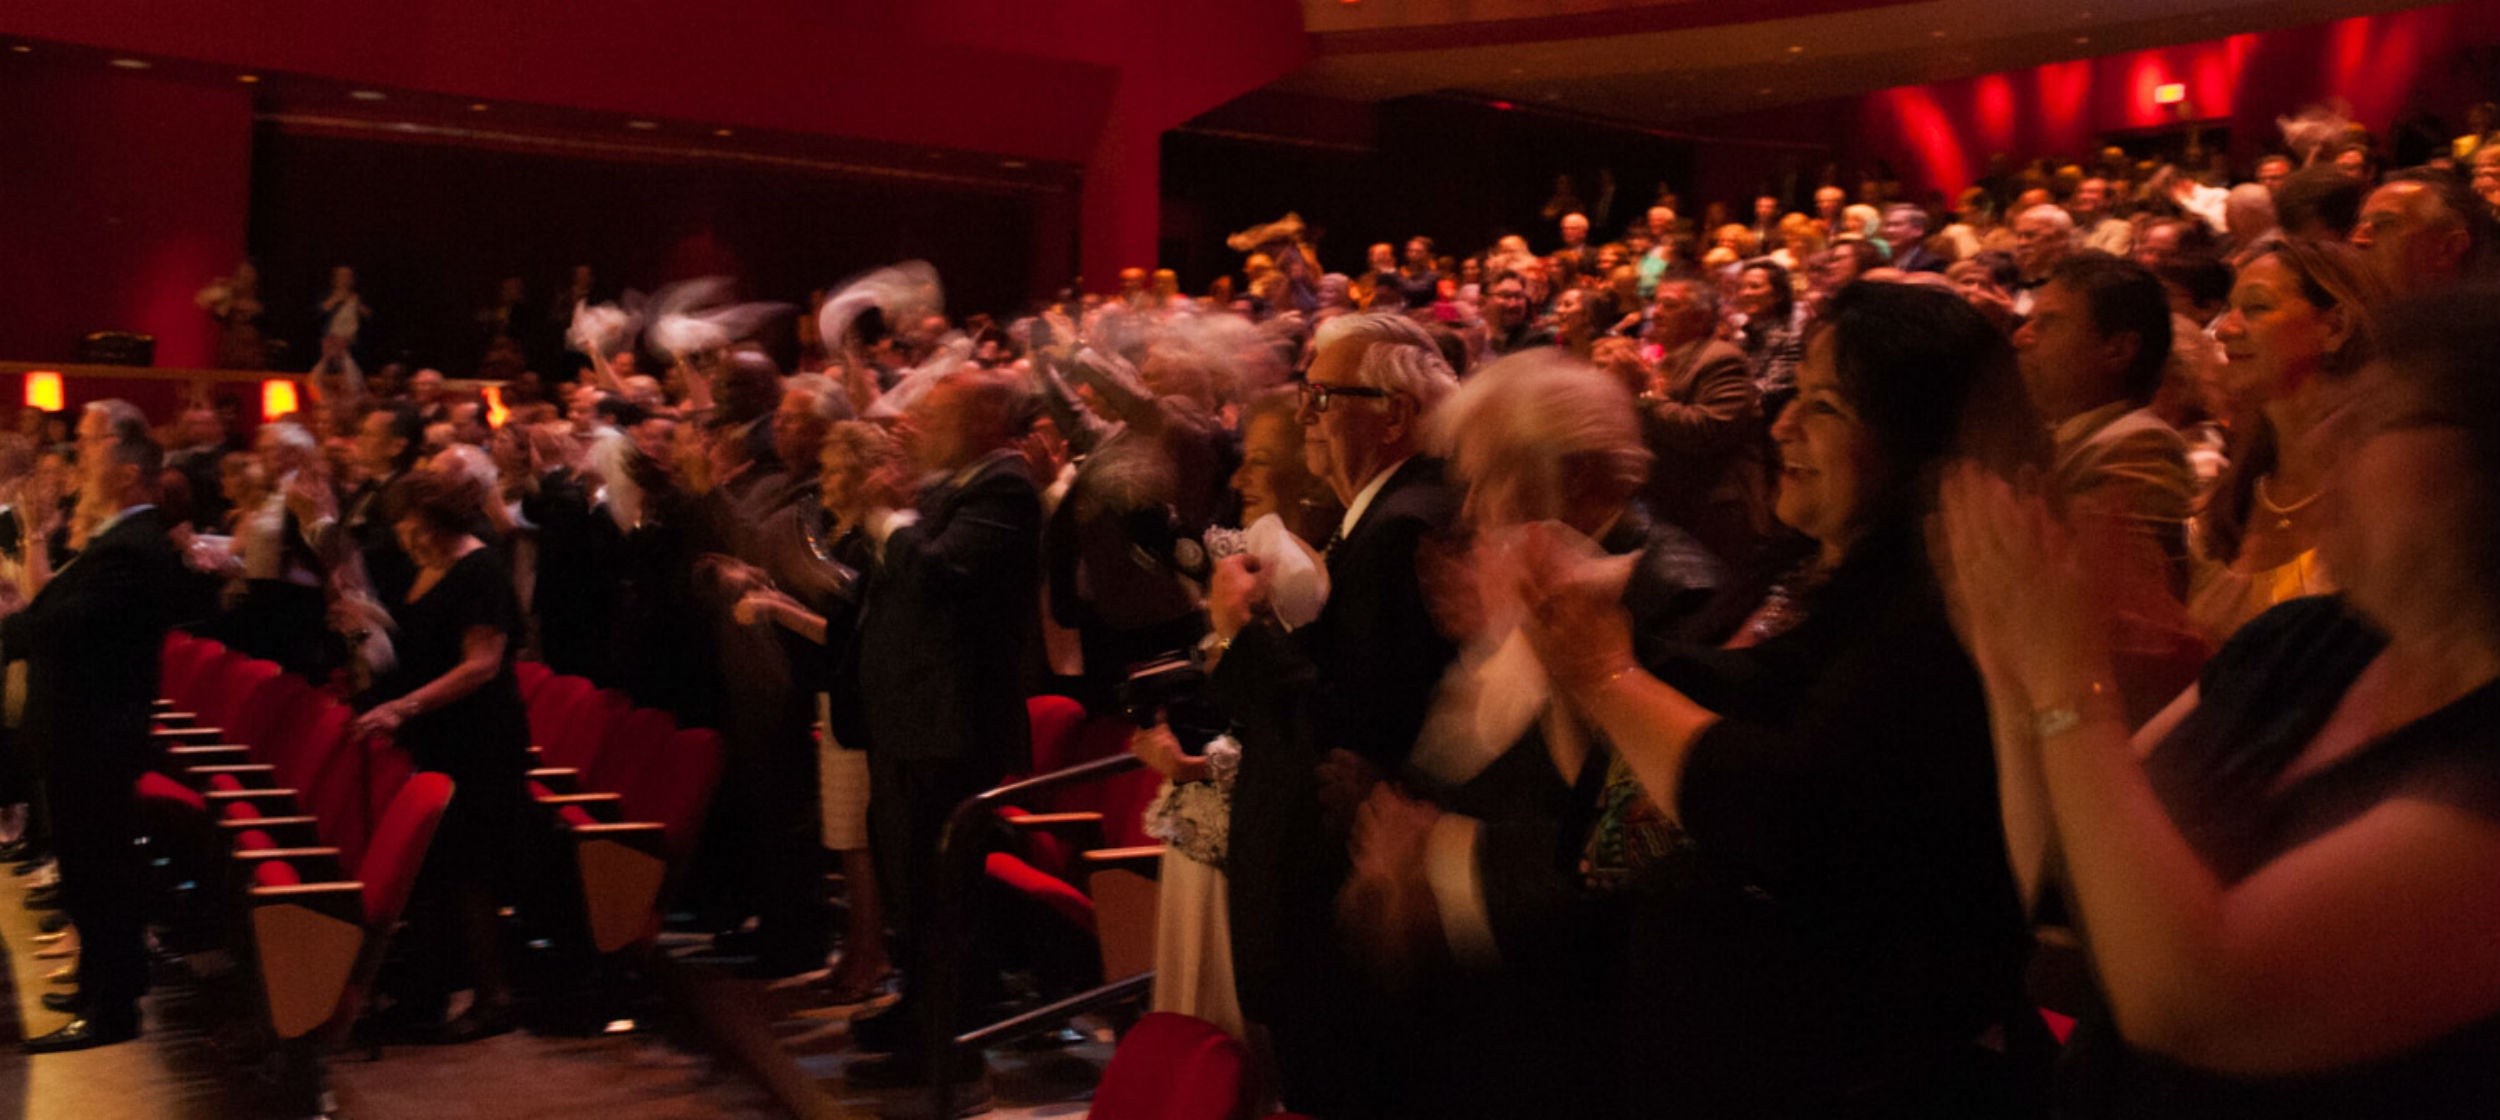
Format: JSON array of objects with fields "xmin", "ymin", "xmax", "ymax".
[
  {"xmin": 23, "ymin": 371, "xmax": 62, "ymax": 412},
  {"xmin": 262, "ymin": 379, "xmax": 299, "ymax": 420}
]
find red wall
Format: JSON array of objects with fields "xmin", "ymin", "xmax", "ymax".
[
  {"xmin": 1844, "ymin": 2, "xmax": 2500, "ymax": 197},
  {"xmin": 0, "ymin": 60, "xmax": 253, "ymax": 366},
  {"xmin": 1, "ymin": 0, "xmax": 1310, "ymax": 298}
]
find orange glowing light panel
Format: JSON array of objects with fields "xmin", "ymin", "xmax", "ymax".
[
  {"xmin": 2154, "ymin": 83, "xmax": 2187, "ymax": 105},
  {"xmin": 22, "ymin": 372, "xmax": 62, "ymax": 413},
  {"xmin": 262, "ymin": 379, "xmax": 300, "ymax": 420},
  {"xmin": 484, "ymin": 384, "xmax": 510, "ymax": 428}
]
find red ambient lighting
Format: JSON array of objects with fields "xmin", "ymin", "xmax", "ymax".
[{"xmin": 1488, "ymin": 100, "xmax": 1516, "ymax": 111}]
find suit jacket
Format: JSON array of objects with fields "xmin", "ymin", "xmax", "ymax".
[
  {"xmin": 1643, "ymin": 338, "xmax": 1771, "ymax": 568},
  {"xmin": 1212, "ymin": 456, "xmax": 1458, "ymax": 1026},
  {"xmin": 857, "ymin": 451, "xmax": 1042, "ymax": 771},
  {"xmin": 1893, "ymin": 244, "xmax": 1949, "ymax": 274},
  {"xmin": 2, "ymin": 508, "xmax": 193, "ymax": 764}
]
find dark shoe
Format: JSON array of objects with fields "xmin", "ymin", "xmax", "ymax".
[
  {"xmin": 842, "ymin": 1048, "xmax": 990, "ymax": 1093},
  {"xmin": 12, "ymin": 857, "xmax": 49, "ymax": 877},
  {"xmin": 0, "ymin": 839, "xmax": 29, "ymax": 862},
  {"xmin": 22, "ymin": 885, "xmax": 62, "ymax": 911},
  {"xmin": 22, "ymin": 1017, "xmax": 140, "ymax": 1054},
  {"xmin": 431, "ymin": 1002, "xmax": 515, "ymax": 1045},
  {"xmin": 849, "ymin": 1000, "xmax": 914, "ymax": 1053},
  {"xmin": 40, "ymin": 991, "xmax": 82, "ymax": 1014},
  {"xmin": 39, "ymin": 909, "xmax": 73, "ymax": 935},
  {"xmin": 735, "ymin": 951, "xmax": 827, "ymax": 981}
]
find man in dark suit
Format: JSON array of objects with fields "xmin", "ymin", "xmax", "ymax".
[
  {"xmin": 8, "ymin": 401, "xmax": 194, "ymax": 1052},
  {"xmin": 1640, "ymin": 278, "xmax": 1773, "ymax": 571},
  {"xmin": 1883, "ymin": 204, "xmax": 1951, "ymax": 273},
  {"xmin": 1206, "ymin": 312, "xmax": 1460, "ymax": 1117},
  {"xmin": 846, "ymin": 369, "xmax": 1041, "ymax": 1094}
]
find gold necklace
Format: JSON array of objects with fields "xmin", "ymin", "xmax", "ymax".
[{"xmin": 2255, "ymin": 475, "xmax": 2322, "ymax": 532}]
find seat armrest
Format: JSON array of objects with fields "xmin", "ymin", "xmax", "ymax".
[
  {"xmin": 1080, "ymin": 846, "xmax": 1169, "ymax": 879},
  {"xmin": 232, "ymin": 846, "xmax": 344, "ymax": 861},
  {"xmin": 219, "ymin": 814, "xmax": 320, "ymax": 832},
  {"xmin": 205, "ymin": 787, "xmax": 299, "ymax": 801},
  {"xmin": 538, "ymin": 792, "xmax": 624, "ymax": 822},
  {"xmin": 186, "ymin": 764, "xmax": 279, "ymax": 788},
  {"xmin": 152, "ymin": 726, "xmax": 226, "ymax": 742},
  {"xmin": 1000, "ymin": 811, "xmax": 1107, "ymax": 830},
  {"xmin": 166, "ymin": 744, "xmax": 252, "ymax": 760},
  {"xmin": 567, "ymin": 820, "xmax": 668, "ymax": 854},
  {"xmin": 527, "ymin": 767, "xmax": 581, "ymax": 793}
]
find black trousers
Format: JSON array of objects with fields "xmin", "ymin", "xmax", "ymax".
[
  {"xmin": 47, "ymin": 741, "xmax": 146, "ymax": 1026},
  {"xmin": 866, "ymin": 751, "xmax": 999, "ymax": 1021}
]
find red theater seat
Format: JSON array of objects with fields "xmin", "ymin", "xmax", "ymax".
[{"xmin": 1089, "ymin": 1012, "xmax": 1254, "ymax": 1120}]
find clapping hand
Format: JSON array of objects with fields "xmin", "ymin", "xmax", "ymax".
[
  {"xmin": 733, "ymin": 587, "xmax": 799, "ymax": 628},
  {"xmin": 1205, "ymin": 554, "xmax": 1271, "ymax": 643},
  {"xmin": 1934, "ymin": 462, "xmax": 2102, "ymax": 701},
  {"xmin": 1338, "ymin": 784, "xmax": 1446, "ymax": 982},
  {"xmin": 1512, "ymin": 521, "xmax": 1639, "ymax": 700}
]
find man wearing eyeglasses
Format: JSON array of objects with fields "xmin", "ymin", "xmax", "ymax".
[{"xmin": 1206, "ymin": 312, "xmax": 1461, "ymax": 1116}]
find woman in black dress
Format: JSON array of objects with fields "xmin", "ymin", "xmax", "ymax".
[
  {"xmin": 351, "ymin": 470, "xmax": 533, "ymax": 1041},
  {"xmin": 1508, "ymin": 282, "xmax": 2052, "ymax": 1115},
  {"xmin": 1941, "ymin": 290, "xmax": 2500, "ymax": 1116}
]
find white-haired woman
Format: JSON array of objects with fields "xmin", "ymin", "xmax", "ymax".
[{"xmin": 1338, "ymin": 349, "xmax": 1726, "ymax": 1116}]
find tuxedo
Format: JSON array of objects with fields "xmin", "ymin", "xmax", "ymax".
[
  {"xmin": 2, "ymin": 507, "xmax": 195, "ymax": 1028},
  {"xmin": 856, "ymin": 450, "xmax": 1042, "ymax": 1016},
  {"xmin": 1211, "ymin": 455, "xmax": 1459, "ymax": 1116}
]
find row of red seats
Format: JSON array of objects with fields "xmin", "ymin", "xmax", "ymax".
[
  {"xmin": 511, "ymin": 661, "xmax": 723, "ymax": 954},
  {"xmin": 143, "ymin": 633, "xmax": 451, "ymax": 1055}
]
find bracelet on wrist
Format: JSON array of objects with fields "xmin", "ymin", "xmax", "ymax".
[{"xmin": 2031, "ymin": 680, "xmax": 2115, "ymax": 740}]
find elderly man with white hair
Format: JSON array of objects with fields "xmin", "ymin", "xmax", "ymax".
[
  {"xmin": 2012, "ymin": 203, "xmax": 2079, "ymax": 316},
  {"xmin": 1204, "ymin": 311, "xmax": 1460, "ymax": 1117}
]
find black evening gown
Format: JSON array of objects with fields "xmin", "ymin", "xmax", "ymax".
[{"xmin": 374, "ymin": 547, "xmax": 533, "ymax": 887}]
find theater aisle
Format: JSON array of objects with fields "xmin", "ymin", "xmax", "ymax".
[{"xmin": 0, "ymin": 853, "xmax": 786, "ymax": 1118}]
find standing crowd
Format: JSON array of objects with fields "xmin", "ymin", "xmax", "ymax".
[{"xmin": 3, "ymin": 102, "xmax": 2499, "ymax": 1119}]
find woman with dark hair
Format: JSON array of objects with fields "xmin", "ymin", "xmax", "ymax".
[
  {"xmin": 1492, "ymin": 282, "xmax": 2049, "ymax": 1114},
  {"xmin": 2187, "ymin": 239, "xmax": 2388, "ymax": 646},
  {"xmin": 350, "ymin": 469, "xmax": 534, "ymax": 1041},
  {"xmin": 1732, "ymin": 258, "xmax": 1806, "ymax": 412},
  {"xmin": 1940, "ymin": 288, "xmax": 2500, "ymax": 1118}
]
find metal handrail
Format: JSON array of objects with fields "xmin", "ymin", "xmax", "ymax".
[{"xmin": 925, "ymin": 751, "xmax": 1150, "ymax": 1117}]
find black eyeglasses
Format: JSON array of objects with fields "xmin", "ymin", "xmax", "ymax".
[{"xmin": 1298, "ymin": 382, "xmax": 1393, "ymax": 414}]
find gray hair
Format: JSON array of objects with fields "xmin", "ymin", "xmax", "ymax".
[
  {"xmin": 260, "ymin": 419, "xmax": 317, "ymax": 459},
  {"xmin": 1427, "ymin": 349, "xmax": 1649, "ymax": 507},
  {"xmin": 1655, "ymin": 274, "xmax": 1720, "ymax": 318},
  {"xmin": 1311, "ymin": 312, "xmax": 1457, "ymax": 417},
  {"xmin": 1883, "ymin": 204, "xmax": 1931, "ymax": 234},
  {"xmin": 431, "ymin": 442, "xmax": 499, "ymax": 492},
  {"xmin": 2224, "ymin": 183, "xmax": 2277, "ymax": 239},
  {"xmin": 2017, "ymin": 204, "xmax": 2077, "ymax": 236},
  {"xmin": 783, "ymin": 373, "xmax": 855, "ymax": 423}
]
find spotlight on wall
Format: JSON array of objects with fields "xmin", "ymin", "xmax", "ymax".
[
  {"xmin": 23, "ymin": 372, "xmax": 62, "ymax": 413},
  {"xmin": 2154, "ymin": 82, "xmax": 2188, "ymax": 106},
  {"xmin": 262, "ymin": 379, "xmax": 300, "ymax": 421}
]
